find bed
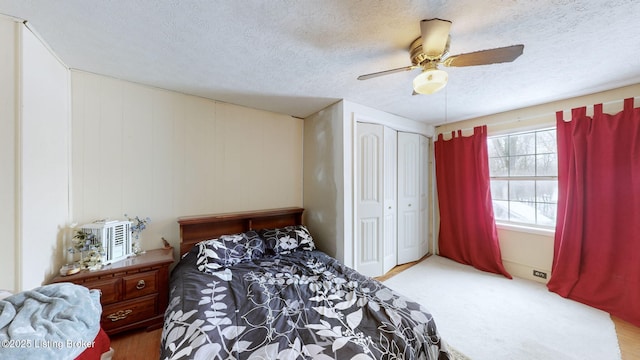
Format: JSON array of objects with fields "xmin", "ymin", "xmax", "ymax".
[{"xmin": 161, "ymin": 207, "xmax": 452, "ymax": 359}]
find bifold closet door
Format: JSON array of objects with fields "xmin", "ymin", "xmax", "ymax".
[
  {"xmin": 382, "ymin": 126, "xmax": 397, "ymax": 274},
  {"xmin": 397, "ymin": 132, "xmax": 423, "ymax": 264},
  {"xmin": 355, "ymin": 123, "xmax": 397, "ymax": 277}
]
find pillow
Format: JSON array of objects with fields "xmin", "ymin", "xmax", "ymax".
[
  {"xmin": 195, "ymin": 230, "xmax": 265, "ymax": 274},
  {"xmin": 258, "ymin": 225, "xmax": 316, "ymax": 254}
]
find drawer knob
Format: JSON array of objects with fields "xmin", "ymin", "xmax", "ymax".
[
  {"xmin": 107, "ymin": 309, "xmax": 132, "ymax": 322},
  {"xmin": 136, "ymin": 280, "xmax": 146, "ymax": 290}
]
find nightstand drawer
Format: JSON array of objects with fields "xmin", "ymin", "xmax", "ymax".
[
  {"xmin": 123, "ymin": 270, "xmax": 158, "ymax": 300},
  {"xmin": 49, "ymin": 247, "xmax": 174, "ymax": 335},
  {"xmin": 101, "ymin": 294, "xmax": 157, "ymax": 331},
  {"xmin": 84, "ymin": 278, "xmax": 121, "ymax": 305}
]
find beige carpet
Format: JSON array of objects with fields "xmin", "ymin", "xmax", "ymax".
[
  {"xmin": 446, "ymin": 342, "xmax": 472, "ymax": 360},
  {"xmin": 383, "ymin": 255, "xmax": 621, "ymax": 360}
]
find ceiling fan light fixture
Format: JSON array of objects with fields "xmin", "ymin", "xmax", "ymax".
[{"xmin": 413, "ymin": 68, "xmax": 448, "ymax": 95}]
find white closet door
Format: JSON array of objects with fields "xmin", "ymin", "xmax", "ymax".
[
  {"xmin": 355, "ymin": 123, "xmax": 385, "ymax": 277},
  {"xmin": 382, "ymin": 126, "xmax": 397, "ymax": 274},
  {"xmin": 397, "ymin": 132, "xmax": 422, "ymax": 264}
]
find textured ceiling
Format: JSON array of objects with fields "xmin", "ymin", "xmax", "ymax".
[{"xmin": 2, "ymin": 0, "xmax": 640, "ymax": 126}]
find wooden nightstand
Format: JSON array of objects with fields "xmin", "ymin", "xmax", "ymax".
[{"xmin": 50, "ymin": 248, "xmax": 174, "ymax": 335}]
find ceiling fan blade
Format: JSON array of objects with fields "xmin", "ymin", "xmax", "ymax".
[
  {"xmin": 357, "ymin": 65, "xmax": 417, "ymax": 80},
  {"xmin": 442, "ymin": 44, "xmax": 524, "ymax": 67},
  {"xmin": 420, "ymin": 18, "xmax": 452, "ymax": 59}
]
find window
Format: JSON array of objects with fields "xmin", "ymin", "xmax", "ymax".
[{"xmin": 487, "ymin": 128, "xmax": 558, "ymax": 227}]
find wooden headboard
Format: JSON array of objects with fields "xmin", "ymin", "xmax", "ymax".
[{"xmin": 177, "ymin": 207, "xmax": 304, "ymax": 256}]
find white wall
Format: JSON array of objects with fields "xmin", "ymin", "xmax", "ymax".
[
  {"xmin": 0, "ymin": 17, "xmax": 18, "ymax": 292},
  {"xmin": 436, "ymin": 83, "xmax": 640, "ymax": 283},
  {"xmin": 303, "ymin": 101, "xmax": 345, "ymax": 260},
  {"xmin": 1, "ymin": 18, "xmax": 71, "ymax": 291},
  {"xmin": 497, "ymin": 226, "xmax": 554, "ymax": 281},
  {"xmin": 2, "ymin": 20, "xmax": 304, "ymax": 289},
  {"xmin": 71, "ymin": 71, "xmax": 304, "ymax": 256},
  {"xmin": 21, "ymin": 25, "xmax": 71, "ymax": 289}
]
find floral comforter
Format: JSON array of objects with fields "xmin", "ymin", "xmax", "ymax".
[{"xmin": 161, "ymin": 250, "xmax": 451, "ymax": 359}]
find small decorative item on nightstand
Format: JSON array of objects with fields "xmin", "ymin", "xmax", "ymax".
[
  {"xmin": 68, "ymin": 228, "xmax": 104, "ymax": 271},
  {"xmin": 59, "ymin": 263, "xmax": 80, "ymax": 276},
  {"xmin": 126, "ymin": 214, "xmax": 150, "ymax": 256}
]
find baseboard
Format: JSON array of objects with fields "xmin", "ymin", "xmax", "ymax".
[{"xmin": 502, "ymin": 259, "xmax": 551, "ymax": 284}]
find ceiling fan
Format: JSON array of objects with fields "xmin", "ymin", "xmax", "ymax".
[{"xmin": 357, "ymin": 18, "xmax": 524, "ymax": 95}]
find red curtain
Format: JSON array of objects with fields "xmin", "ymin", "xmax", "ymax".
[
  {"xmin": 434, "ymin": 126, "xmax": 511, "ymax": 279},
  {"xmin": 548, "ymin": 98, "xmax": 640, "ymax": 326}
]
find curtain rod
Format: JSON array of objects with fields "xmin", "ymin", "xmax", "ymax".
[
  {"xmin": 436, "ymin": 112, "xmax": 555, "ymax": 135},
  {"xmin": 556, "ymin": 95, "xmax": 640, "ymax": 121},
  {"xmin": 437, "ymin": 95, "xmax": 640, "ymax": 134}
]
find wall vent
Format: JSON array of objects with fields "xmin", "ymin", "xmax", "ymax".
[{"xmin": 533, "ymin": 270, "xmax": 548, "ymax": 279}]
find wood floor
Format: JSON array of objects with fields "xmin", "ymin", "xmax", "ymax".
[
  {"xmin": 614, "ymin": 316, "xmax": 640, "ymax": 360},
  {"xmin": 111, "ymin": 260, "xmax": 640, "ymax": 359},
  {"xmin": 110, "ymin": 328, "xmax": 161, "ymax": 360}
]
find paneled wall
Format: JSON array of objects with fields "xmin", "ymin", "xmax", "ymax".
[
  {"xmin": 0, "ymin": 17, "xmax": 18, "ymax": 291},
  {"xmin": 21, "ymin": 24, "xmax": 71, "ymax": 289},
  {"xmin": 71, "ymin": 71, "xmax": 303, "ymax": 255},
  {"xmin": 0, "ymin": 18, "xmax": 71, "ymax": 291}
]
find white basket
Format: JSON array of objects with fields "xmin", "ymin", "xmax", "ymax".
[{"xmin": 80, "ymin": 220, "xmax": 132, "ymax": 264}]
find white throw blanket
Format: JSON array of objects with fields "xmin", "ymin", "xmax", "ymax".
[{"xmin": 0, "ymin": 283, "xmax": 102, "ymax": 360}]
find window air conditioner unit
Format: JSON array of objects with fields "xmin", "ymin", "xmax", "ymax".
[{"xmin": 79, "ymin": 220, "xmax": 132, "ymax": 264}]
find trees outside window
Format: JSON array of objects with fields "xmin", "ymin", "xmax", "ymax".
[{"xmin": 488, "ymin": 128, "xmax": 557, "ymax": 227}]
